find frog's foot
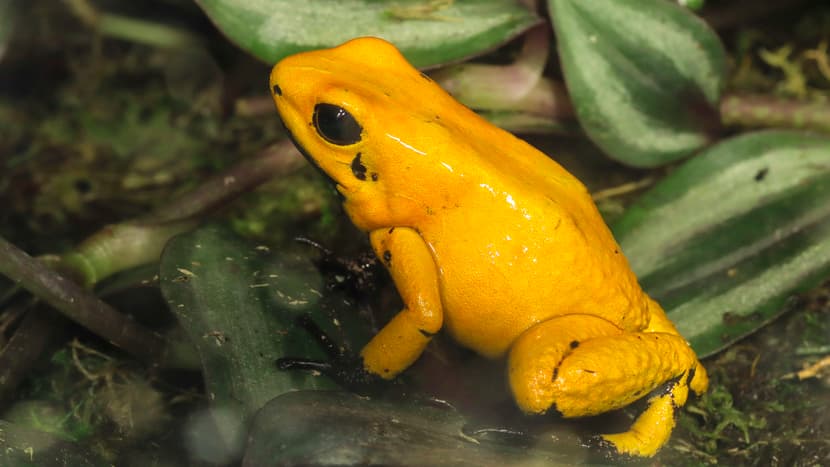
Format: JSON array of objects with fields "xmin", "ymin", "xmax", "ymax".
[
  {"xmin": 295, "ymin": 237, "xmax": 380, "ymax": 298},
  {"xmin": 508, "ymin": 314, "xmax": 708, "ymax": 458},
  {"xmin": 587, "ymin": 370, "xmax": 695, "ymax": 459},
  {"xmin": 276, "ymin": 313, "xmax": 384, "ymax": 394}
]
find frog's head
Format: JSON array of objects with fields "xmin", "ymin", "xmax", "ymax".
[{"xmin": 269, "ymin": 37, "xmax": 471, "ymax": 232}]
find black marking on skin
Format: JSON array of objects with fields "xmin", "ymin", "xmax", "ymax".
[
  {"xmin": 686, "ymin": 367, "xmax": 697, "ymax": 386},
  {"xmin": 371, "ymin": 172, "xmax": 379, "ymax": 181},
  {"xmin": 670, "ymin": 397, "xmax": 680, "ymax": 411},
  {"xmin": 569, "ymin": 340, "xmax": 579, "ymax": 349},
  {"xmin": 552, "ymin": 368, "xmax": 559, "ymax": 381},
  {"xmin": 583, "ymin": 369, "xmax": 596, "ymax": 374},
  {"xmin": 272, "ymin": 84, "xmax": 282, "ymax": 96},
  {"xmin": 754, "ymin": 167, "xmax": 769, "ymax": 181},
  {"xmin": 659, "ymin": 380, "xmax": 682, "ymax": 411},
  {"xmin": 351, "ymin": 152, "xmax": 367, "ymax": 180},
  {"xmin": 419, "ymin": 328, "xmax": 436, "ymax": 338},
  {"xmin": 656, "ymin": 374, "xmax": 683, "ymax": 398},
  {"xmin": 613, "ymin": 249, "xmax": 619, "ymax": 255},
  {"xmin": 388, "ymin": 227, "xmax": 395, "ymax": 234},
  {"xmin": 382, "ymin": 250, "xmax": 392, "ymax": 265}
]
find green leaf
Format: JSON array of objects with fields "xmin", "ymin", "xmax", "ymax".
[
  {"xmin": 0, "ymin": 421, "xmax": 106, "ymax": 467},
  {"xmin": 195, "ymin": 0, "xmax": 540, "ymax": 68},
  {"xmin": 243, "ymin": 391, "xmax": 587, "ymax": 465},
  {"xmin": 159, "ymin": 225, "xmax": 371, "ymax": 419},
  {"xmin": 612, "ymin": 131, "xmax": 830, "ymax": 356},
  {"xmin": 549, "ymin": 0, "xmax": 726, "ymax": 167}
]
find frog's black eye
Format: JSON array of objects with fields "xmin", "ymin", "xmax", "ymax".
[{"xmin": 313, "ymin": 103, "xmax": 362, "ymax": 145}]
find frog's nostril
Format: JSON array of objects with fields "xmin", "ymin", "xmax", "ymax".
[{"xmin": 272, "ymin": 84, "xmax": 282, "ymax": 96}]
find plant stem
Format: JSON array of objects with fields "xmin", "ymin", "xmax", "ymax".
[
  {"xmin": 720, "ymin": 93, "xmax": 830, "ymax": 133},
  {"xmin": 58, "ymin": 141, "xmax": 305, "ymax": 287},
  {"xmin": 0, "ymin": 308, "xmax": 62, "ymax": 406},
  {"xmin": 65, "ymin": 0, "xmax": 202, "ymax": 49},
  {"xmin": 144, "ymin": 140, "xmax": 305, "ymax": 223},
  {"xmin": 0, "ymin": 235, "xmax": 167, "ymax": 363}
]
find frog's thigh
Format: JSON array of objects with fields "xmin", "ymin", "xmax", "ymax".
[
  {"xmin": 508, "ymin": 314, "xmax": 624, "ymax": 414},
  {"xmin": 550, "ymin": 332, "xmax": 700, "ymax": 415},
  {"xmin": 509, "ymin": 314, "xmax": 704, "ymax": 457},
  {"xmin": 360, "ymin": 227, "xmax": 443, "ymax": 379}
]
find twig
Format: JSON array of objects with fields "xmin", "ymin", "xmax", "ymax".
[
  {"xmin": 0, "ymin": 308, "xmax": 64, "ymax": 406},
  {"xmin": 143, "ymin": 140, "xmax": 305, "ymax": 223},
  {"xmin": 720, "ymin": 93, "xmax": 830, "ymax": 133},
  {"xmin": 0, "ymin": 236, "xmax": 167, "ymax": 363},
  {"xmin": 782, "ymin": 354, "xmax": 830, "ymax": 380},
  {"xmin": 592, "ymin": 177, "xmax": 655, "ymax": 202}
]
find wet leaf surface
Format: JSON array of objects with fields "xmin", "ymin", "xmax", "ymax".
[
  {"xmin": 196, "ymin": 0, "xmax": 540, "ymax": 68},
  {"xmin": 613, "ymin": 131, "xmax": 830, "ymax": 356},
  {"xmin": 243, "ymin": 391, "xmax": 595, "ymax": 466},
  {"xmin": 550, "ymin": 0, "xmax": 725, "ymax": 167},
  {"xmin": 159, "ymin": 225, "xmax": 375, "ymax": 418}
]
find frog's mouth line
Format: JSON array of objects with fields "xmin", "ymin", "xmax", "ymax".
[{"xmin": 278, "ymin": 118, "xmax": 345, "ymax": 202}]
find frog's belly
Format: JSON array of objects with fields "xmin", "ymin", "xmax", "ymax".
[
  {"xmin": 424, "ymin": 212, "xmax": 648, "ymax": 358},
  {"xmin": 436, "ymin": 253, "xmax": 569, "ymax": 358}
]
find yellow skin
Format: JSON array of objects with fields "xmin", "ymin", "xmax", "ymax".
[{"xmin": 269, "ymin": 37, "xmax": 708, "ymax": 458}]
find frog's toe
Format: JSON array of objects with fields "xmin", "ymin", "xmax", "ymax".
[
  {"xmin": 586, "ymin": 383, "xmax": 681, "ymax": 458},
  {"xmin": 275, "ymin": 357, "xmax": 331, "ymax": 372},
  {"xmin": 277, "ymin": 313, "xmax": 386, "ymax": 395},
  {"xmin": 275, "ymin": 354, "xmax": 384, "ymax": 395},
  {"xmin": 461, "ymin": 421, "xmax": 535, "ymax": 447},
  {"xmin": 595, "ymin": 431, "xmax": 661, "ymax": 459},
  {"xmin": 583, "ymin": 435, "xmax": 644, "ymax": 464},
  {"xmin": 331, "ymin": 356, "xmax": 386, "ymax": 394}
]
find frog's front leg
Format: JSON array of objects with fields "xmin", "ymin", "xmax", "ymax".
[
  {"xmin": 360, "ymin": 227, "xmax": 443, "ymax": 379},
  {"xmin": 508, "ymin": 314, "xmax": 708, "ymax": 458}
]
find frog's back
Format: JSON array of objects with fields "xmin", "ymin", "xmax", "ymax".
[
  {"xmin": 272, "ymin": 37, "xmax": 654, "ymax": 356},
  {"xmin": 414, "ymin": 107, "xmax": 655, "ymax": 356},
  {"xmin": 332, "ymin": 39, "xmax": 656, "ymax": 354}
]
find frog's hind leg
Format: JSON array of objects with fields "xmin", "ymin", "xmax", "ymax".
[
  {"xmin": 591, "ymin": 371, "xmax": 696, "ymax": 458},
  {"xmin": 507, "ymin": 314, "xmax": 707, "ymax": 458}
]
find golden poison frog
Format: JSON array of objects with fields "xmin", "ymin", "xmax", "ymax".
[{"xmin": 269, "ymin": 37, "xmax": 708, "ymax": 458}]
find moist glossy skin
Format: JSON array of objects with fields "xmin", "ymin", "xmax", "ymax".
[{"xmin": 269, "ymin": 37, "xmax": 708, "ymax": 458}]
